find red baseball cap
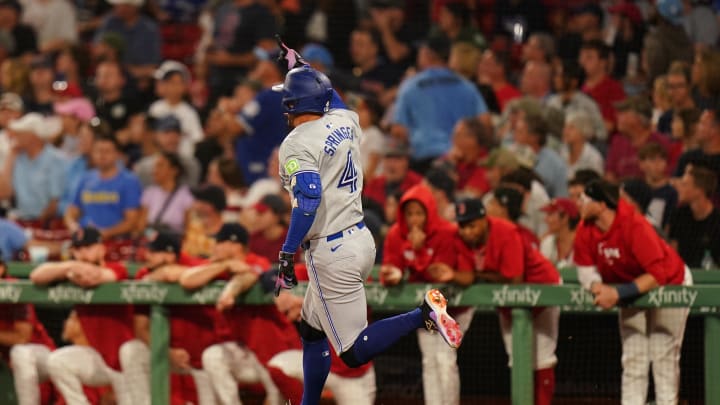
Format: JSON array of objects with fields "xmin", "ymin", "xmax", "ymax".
[{"xmin": 540, "ymin": 198, "xmax": 579, "ymax": 219}]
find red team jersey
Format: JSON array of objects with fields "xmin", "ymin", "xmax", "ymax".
[
  {"xmin": 456, "ymin": 217, "xmax": 560, "ymax": 285},
  {"xmin": 0, "ymin": 280, "xmax": 55, "ymax": 359},
  {"xmin": 574, "ymin": 200, "xmax": 685, "ymax": 285},
  {"xmin": 383, "ymin": 185, "xmax": 461, "ymax": 282},
  {"xmin": 75, "ymin": 262, "xmax": 134, "ymax": 370}
]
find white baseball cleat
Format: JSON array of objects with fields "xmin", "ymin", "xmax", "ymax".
[{"xmin": 421, "ymin": 289, "xmax": 463, "ymax": 349}]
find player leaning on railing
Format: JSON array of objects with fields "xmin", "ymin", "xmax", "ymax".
[
  {"xmin": 575, "ymin": 179, "xmax": 692, "ymax": 405},
  {"xmin": 271, "ymin": 37, "xmax": 464, "ymax": 405}
]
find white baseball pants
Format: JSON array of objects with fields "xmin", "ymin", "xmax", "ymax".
[
  {"xmin": 119, "ymin": 339, "xmax": 216, "ymax": 405},
  {"xmin": 619, "ymin": 268, "xmax": 693, "ymax": 405},
  {"xmin": 267, "ymin": 349, "xmax": 377, "ymax": 405},
  {"xmin": 201, "ymin": 341, "xmax": 282, "ymax": 405},
  {"xmin": 417, "ymin": 307, "xmax": 475, "ymax": 405},
  {"xmin": 498, "ymin": 306, "xmax": 561, "ymax": 370},
  {"xmin": 46, "ymin": 345, "xmax": 132, "ymax": 405},
  {"xmin": 10, "ymin": 343, "xmax": 51, "ymax": 405}
]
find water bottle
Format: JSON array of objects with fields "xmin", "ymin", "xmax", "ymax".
[{"xmin": 701, "ymin": 249, "xmax": 715, "ymax": 271}]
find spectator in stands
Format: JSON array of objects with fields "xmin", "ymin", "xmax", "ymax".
[
  {"xmin": 29, "ymin": 226, "xmax": 134, "ymax": 405},
  {"xmin": 20, "ymin": 0, "xmax": 77, "ymax": 53},
  {"xmin": 0, "ymin": 0, "xmax": 37, "ymax": 57},
  {"xmin": 242, "ymin": 147, "xmax": 283, "ymax": 209},
  {"xmin": 348, "ymin": 94, "xmax": 386, "ymax": 180},
  {"xmin": 643, "ymin": 0, "xmax": 693, "ymax": 85},
  {"xmin": 3, "ymin": 256, "xmax": 56, "ymax": 405},
  {"xmin": 184, "ymin": 184, "xmax": 225, "ymax": 257},
  {"xmin": 579, "ymin": 40, "xmax": 626, "ymax": 132},
  {"xmin": 514, "ymin": 112, "xmax": 568, "ymax": 197},
  {"xmin": 60, "ymin": 119, "xmax": 109, "ymax": 215},
  {"xmin": 448, "ymin": 42, "xmax": 500, "ymax": 115},
  {"xmin": 93, "ymin": 0, "xmax": 161, "ymax": 80},
  {"xmin": 392, "ymin": 35, "xmax": 488, "ymax": 173},
  {"xmin": 683, "ymin": 0, "xmax": 720, "ymax": 49},
  {"xmin": 246, "ymin": 193, "xmax": 289, "ymax": 262},
  {"xmin": 669, "ymin": 164, "xmax": 720, "ymax": 268},
  {"xmin": 433, "ymin": 1, "xmax": 485, "ymax": 48},
  {"xmin": 548, "ymin": 58, "xmax": 606, "ymax": 142},
  {"xmin": 691, "ymin": 48, "xmax": 720, "ymax": 109},
  {"xmin": 606, "ymin": 96, "xmax": 673, "ymax": 182},
  {"xmin": 0, "ymin": 92, "xmax": 22, "ymax": 167},
  {"xmin": 0, "ymin": 215, "xmax": 25, "ymax": 260},
  {"xmin": 574, "ymin": 179, "xmax": 691, "ymax": 405},
  {"xmin": 54, "ymin": 97, "xmax": 96, "ymax": 158},
  {"xmin": 369, "ymin": 0, "xmax": 418, "ymax": 68},
  {"xmin": 180, "ymin": 223, "xmax": 293, "ymax": 405},
  {"xmin": 424, "ymin": 168, "xmax": 456, "ymax": 222},
  {"xmin": 638, "ymin": 143, "xmax": 678, "ymax": 230},
  {"xmin": 477, "ymin": 49, "xmax": 521, "ymax": 112},
  {"xmin": 674, "ymin": 107, "xmax": 720, "ymax": 196},
  {"xmin": 561, "ymin": 111, "xmax": 604, "ymax": 178},
  {"xmin": 139, "ymin": 152, "xmax": 195, "ymax": 234},
  {"xmin": 522, "ymin": 33, "xmax": 555, "ymax": 64},
  {"xmin": 363, "ymin": 141, "xmax": 422, "ymax": 208},
  {"xmin": 652, "ymin": 75, "xmax": 672, "ymax": 129},
  {"xmin": 670, "ymin": 107, "xmax": 702, "ymax": 153},
  {"xmin": 65, "ymin": 134, "xmax": 142, "ymax": 239},
  {"xmin": 92, "ymin": 60, "xmax": 141, "ymax": 134},
  {"xmin": 217, "ymin": 58, "xmax": 286, "ymax": 185},
  {"xmin": 657, "ymin": 62, "xmax": 696, "ymax": 135},
  {"xmin": 540, "ymin": 198, "xmax": 579, "ymax": 269},
  {"xmin": 301, "ymin": 43, "xmax": 334, "ymax": 74},
  {"xmin": 202, "ymin": 0, "xmax": 276, "ymax": 100},
  {"xmin": 454, "ymin": 197, "xmax": 560, "ymax": 405},
  {"xmin": 55, "ymin": 45, "xmax": 90, "ymax": 96},
  {"xmin": 149, "ymin": 61, "xmax": 203, "ymax": 158},
  {"xmin": 519, "ymin": 61, "xmax": 552, "ymax": 102},
  {"xmin": 134, "ymin": 115, "xmax": 201, "ymax": 188},
  {"xmin": 194, "ymin": 108, "xmax": 236, "ymax": 181},
  {"xmin": 445, "ymin": 116, "xmax": 492, "ymax": 197},
  {"xmin": 500, "ymin": 167, "xmax": 550, "ymax": 238},
  {"xmin": 606, "ymin": 2, "xmax": 645, "ymax": 79},
  {"xmin": 483, "ymin": 147, "xmax": 526, "ymax": 191},
  {"xmin": 487, "ymin": 185, "xmax": 539, "ymax": 248},
  {"xmin": 24, "ymin": 55, "xmax": 56, "ymax": 115},
  {"xmin": 380, "ymin": 184, "xmax": 470, "ymax": 405},
  {"xmin": 348, "ymin": 27, "xmax": 402, "ymax": 98},
  {"xmin": 120, "ymin": 231, "xmax": 217, "ymax": 405},
  {"xmin": 0, "ymin": 113, "xmax": 65, "ymax": 222},
  {"xmin": 206, "ymin": 157, "xmax": 246, "ymax": 222}
]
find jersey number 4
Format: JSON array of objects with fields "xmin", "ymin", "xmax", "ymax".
[{"xmin": 338, "ymin": 150, "xmax": 358, "ymax": 193}]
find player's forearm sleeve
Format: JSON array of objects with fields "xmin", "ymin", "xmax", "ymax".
[
  {"xmin": 282, "ymin": 207, "xmax": 315, "ymax": 253},
  {"xmin": 577, "ymin": 265, "xmax": 602, "ymax": 290}
]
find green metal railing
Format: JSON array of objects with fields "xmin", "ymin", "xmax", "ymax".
[{"xmin": 2, "ymin": 267, "xmax": 720, "ymax": 404}]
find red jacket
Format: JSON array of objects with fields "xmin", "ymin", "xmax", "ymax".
[{"xmin": 383, "ymin": 184, "xmax": 458, "ymax": 282}]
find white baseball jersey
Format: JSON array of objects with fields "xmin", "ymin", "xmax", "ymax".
[{"xmin": 279, "ymin": 108, "xmax": 365, "ymax": 240}]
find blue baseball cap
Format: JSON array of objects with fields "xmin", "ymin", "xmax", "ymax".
[{"xmin": 300, "ymin": 44, "xmax": 334, "ymax": 69}]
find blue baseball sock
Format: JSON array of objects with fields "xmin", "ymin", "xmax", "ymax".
[
  {"xmin": 352, "ymin": 308, "xmax": 423, "ymax": 364},
  {"xmin": 300, "ymin": 338, "xmax": 331, "ymax": 405}
]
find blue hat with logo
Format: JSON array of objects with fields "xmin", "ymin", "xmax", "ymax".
[{"xmin": 657, "ymin": 0, "xmax": 683, "ymax": 26}]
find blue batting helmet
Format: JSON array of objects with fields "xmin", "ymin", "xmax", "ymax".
[{"xmin": 272, "ymin": 65, "xmax": 333, "ymax": 115}]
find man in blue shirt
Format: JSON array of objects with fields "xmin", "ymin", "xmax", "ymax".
[
  {"xmin": 0, "ymin": 113, "xmax": 66, "ymax": 221},
  {"xmin": 392, "ymin": 35, "xmax": 490, "ymax": 174},
  {"xmin": 93, "ymin": 0, "xmax": 161, "ymax": 78},
  {"xmin": 65, "ymin": 134, "xmax": 142, "ymax": 239},
  {"xmin": 0, "ymin": 218, "xmax": 28, "ymax": 261},
  {"xmin": 514, "ymin": 111, "xmax": 568, "ymax": 197}
]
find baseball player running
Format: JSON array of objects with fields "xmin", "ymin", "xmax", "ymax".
[
  {"xmin": 273, "ymin": 41, "xmax": 463, "ymax": 405},
  {"xmin": 575, "ymin": 180, "xmax": 692, "ymax": 405},
  {"xmin": 29, "ymin": 226, "xmax": 135, "ymax": 405}
]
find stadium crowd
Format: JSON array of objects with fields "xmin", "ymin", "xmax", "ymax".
[{"xmin": 1, "ymin": 0, "xmax": 720, "ymax": 403}]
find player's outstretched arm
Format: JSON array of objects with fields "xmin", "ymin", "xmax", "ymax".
[
  {"xmin": 178, "ymin": 261, "xmax": 229, "ymax": 289},
  {"xmin": 29, "ymin": 262, "xmax": 74, "ymax": 285},
  {"xmin": 216, "ymin": 272, "xmax": 259, "ymax": 311}
]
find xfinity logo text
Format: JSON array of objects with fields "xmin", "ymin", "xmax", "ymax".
[
  {"xmin": 191, "ymin": 286, "xmax": 223, "ymax": 304},
  {"xmin": 0, "ymin": 284, "xmax": 22, "ymax": 303},
  {"xmin": 492, "ymin": 285, "xmax": 541, "ymax": 306},
  {"xmin": 120, "ymin": 284, "xmax": 169, "ymax": 304},
  {"xmin": 48, "ymin": 285, "xmax": 94, "ymax": 303},
  {"xmin": 647, "ymin": 287, "xmax": 697, "ymax": 307}
]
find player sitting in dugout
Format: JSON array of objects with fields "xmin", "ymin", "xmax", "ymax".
[
  {"xmin": 455, "ymin": 198, "xmax": 561, "ymax": 405},
  {"xmin": 379, "ymin": 183, "xmax": 473, "ymax": 405}
]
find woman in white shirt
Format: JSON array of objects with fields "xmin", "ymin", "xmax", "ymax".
[
  {"xmin": 560, "ymin": 111, "xmax": 604, "ymax": 179},
  {"xmin": 539, "ymin": 198, "xmax": 580, "ymax": 269}
]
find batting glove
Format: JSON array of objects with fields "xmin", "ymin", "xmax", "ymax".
[
  {"xmin": 275, "ymin": 34, "xmax": 308, "ymax": 70},
  {"xmin": 275, "ymin": 251, "xmax": 298, "ymax": 296}
]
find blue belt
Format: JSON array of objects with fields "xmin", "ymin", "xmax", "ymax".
[{"xmin": 302, "ymin": 221, "xmax": 365, "ymax": 249}]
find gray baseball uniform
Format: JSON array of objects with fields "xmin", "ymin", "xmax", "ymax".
[{"xmin": 279, "ymin": 108, "xmax": 376, "ymax": 355}]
